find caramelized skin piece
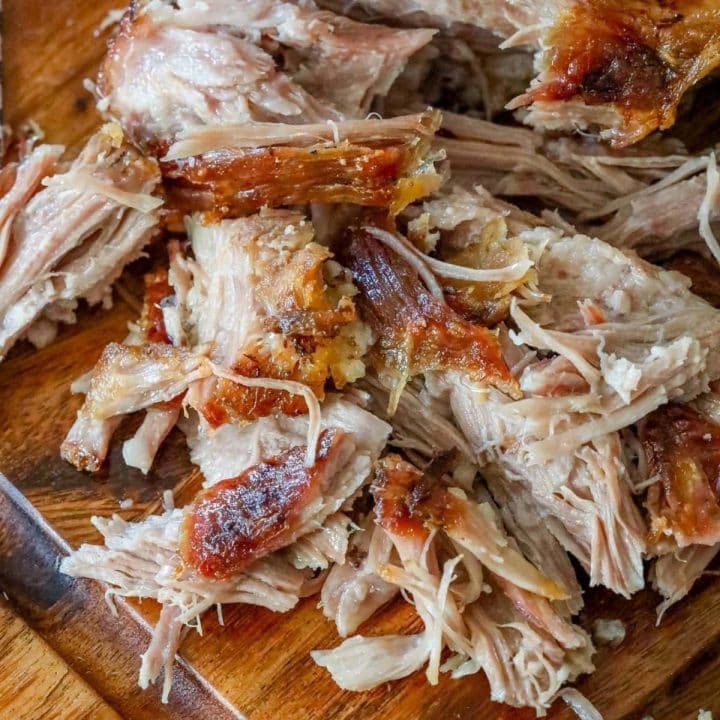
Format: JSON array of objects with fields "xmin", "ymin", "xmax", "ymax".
[
  {"xmin": 181, "ymin": 429, "xmax": 346, "ymax": 579},
  {"xmin": 642, "ymin": 403, "xmax": 720, "ymax": 547},
  {"xmin": 256, "ymin": 241, "xmax": 356, "ymax": 338},
  {"xmin": 138, "ymin": 269, "xmax": 173, "ymax": 344},
  {"xmin": 373, "ymin": 454, "xmax": 432, "ymax": 540},
  {"xmin": 201, "ymin": 354, "xmax": 322, "ymax": 428},
  {"xmin": 345, "ymin": 230, "xmax": 518, "ymax": 398},
  {"xmin": 518, "ymin": 0, "xmax": 720, "ymax": 146},
  {"xmin": 664, "ymin": 251, "xmax": 720, "ymax": 309},
  {"xmin": 373, "ymin": 455, "xmax": 469, "ymax": 540},
  {"xmin": 161, "ymin": 140, "xmax": 441, "ymax": 217}
]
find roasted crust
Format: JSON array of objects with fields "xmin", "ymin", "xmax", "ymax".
[
  {"xmin": 344, "ymin": 228, "xmax": 518, "ymax": 401},
  {"xmin": 161, "ymin": 136, "xmax": 442, "ymax": 217},
  {"xmin": 642, "ymin": 403, "xmax": 720, "ymax": 548},
  {"xmin": 372, "ymin": 454, "xmax": 431, "ymax": 540},
  {"xmin": 180, "ymin": 429, "xmax": 344, "ymax": 579},
  {"xmin": 515, "ymin": 0, "xmax": 720, "ymax": 146}
]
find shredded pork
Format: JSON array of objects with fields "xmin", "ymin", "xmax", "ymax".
[
  {"xmin": 35, "ymin": 0, "xmax": 720, "ymax": 713},
  {"xmin": 62, "ymin": 395, "xmax": 390, "ymax": 698},
  {"xmin": 0, "ymin": 126, "xmax": 161, "ymax": 359},
  {"xmin": 313, "ymin": 455, "xmax": 594, "ymax": 713}
]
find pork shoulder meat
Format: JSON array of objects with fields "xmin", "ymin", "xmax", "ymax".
[
  {"xmin": 320, "ymin": 0, "xmax": 548, "ymax": 41},
  {"xmin": 161, "ymin": 111, "xmax": 443, "ymax": 217},
  {"xmin": 417, "ymin": 190, "xmax": 720, "ymax": 597},
  {"xmin": 511, "ymin": 0, "xmax": 720, "ymax": 146},
  {"xmin": 372, "ymin": 454, "xmax": 568, "ymax": 600},
  {"xmin": 62, "ymin": 397, "xmax": 390, "ymax": 700},
  {"xmin": 98, "ymin": 0, "xmax": 435, "ymax": 152},
  {"xmin": 61, "ymin": 343, "xmax": 209, "ymax": 472},
  {"xmin": 62, "ymin": 209, "xmax": 371, "ymax": 474},
  {"xmin": 314, "ymin": 454, "xmax": 594, "ymax": 713},
  {"xmin": 0, "ymin": 125, "xmax": 161, "ymax": 360},
  {"xmin": 180, "ymin": 211, "xmax": 369, "ymax": 426}
]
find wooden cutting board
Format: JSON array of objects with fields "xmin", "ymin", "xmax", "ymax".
[{"xmin": 1, "ymin": 2, "xmax": 720, "ymax": 718}]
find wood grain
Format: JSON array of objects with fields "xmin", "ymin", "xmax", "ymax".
[
  {"xmin": 1, "ymin": 1, "xmax": 719, "ymax": 719},
  {"xmin": 0, "ymin": 601, "xmax": 121, "ymax": 720}
]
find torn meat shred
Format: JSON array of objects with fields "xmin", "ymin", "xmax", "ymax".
[
  {"xmin": 61, "ymin": 395, "xmax": 390, "ymax": 701},
  {"xmin": 652, "ymin": 544, "xmax": 720, "ymax": 621},
  {"xmin": 328, "ymin": 0, "xmax": 548, "ymax": 41},
  {"xmin": 98, "ymin": 0, "xmax": 435, "ymax": 150},
  {"xmin": 62, "ymin": 209, "xmax": 370, "ymax": 473},
  {"xmin": 41, "ymin": 1, "xmax": 720, "ymax": 711},
  {"xmin": 0, "ymin": 143, "xmax": 64, "ymax": 268},
  {"xmin": 320, "ymin": 512, "xmax": 399, "ymax": 636},
  {"xmin": 0, "ymin": 125, "xmax": 161, "ymax": 359},
  {"xmin": 373, "ymin": 455, "xmax": 568, "ymax": 600}
]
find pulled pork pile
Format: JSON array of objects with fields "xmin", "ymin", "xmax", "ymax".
[{"xmin": 2, "ymin": 0, "xmax": 719, "ymax": 716}]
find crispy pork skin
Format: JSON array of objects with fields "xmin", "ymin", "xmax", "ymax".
[
  {"xmin": 642, "ymin": 403, "xmax": 720, "ymax": 548},
  {"xmin": 512, "ymin": 0, "xmax": 720, "ymax": 146},
  {"xmin": 345, "ymin": 227, "xmax": 518, "ymax": 405},
  {"xmin": 180, "ymin": 429, "xmax": 356, "ymax": 579},
  {"xmin": 161, "ymin": 111, "xmax": 443, "ymax": 217}
]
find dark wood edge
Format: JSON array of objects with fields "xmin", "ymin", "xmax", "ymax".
[{"xmin": 0, "ymin": 473, "xmax": 244, "ymax": 720}]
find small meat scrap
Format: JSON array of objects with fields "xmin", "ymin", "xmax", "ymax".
[
  {"xmin": 137, "ymin": 269, "xmax": 174, "ymax": 344},
  {"xmin": 180, "ymin": 429, "xmax": 356, "ymax": 578},
  {"xmin": 591, "ymin": 618, "xmax": 626, "ymax": 647},
  {"xmin": 642, "ymin": 403, "xmax": 720, "ymax": 548},
  {"xmin": 61, "ymin": 343, "xmax": 210, "ymax": 471}
]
